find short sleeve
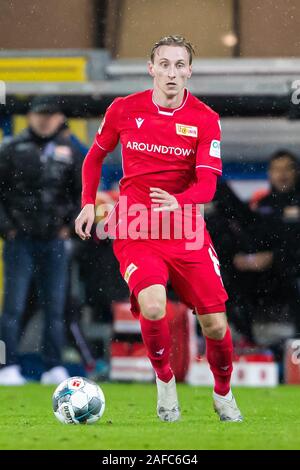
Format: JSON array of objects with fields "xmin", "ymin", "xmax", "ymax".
[
  {"xmin": 195, "ymin": 113, "xmax": 222, "ymax": 176},
  {"xmin": 95, "ymin": 97, "xmax": 123, "ymax": 153}
]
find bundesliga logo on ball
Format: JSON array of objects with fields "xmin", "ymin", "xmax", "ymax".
[{"xmin": 52, "ymin": 377, "xmax": 105, "ymax": 425}]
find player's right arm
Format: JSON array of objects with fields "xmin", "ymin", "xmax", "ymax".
[{"xmin": 75, "ymin": 98, "xmax": 123, "ymax": 240}]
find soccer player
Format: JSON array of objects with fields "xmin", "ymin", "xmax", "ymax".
[{"xmin": 75, "ymin": 35, "xmax": 243, "ymax": 422}]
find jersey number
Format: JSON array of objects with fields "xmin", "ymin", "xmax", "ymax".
[{"xmin": 208, "ymin": 246, "xmax": 221, "ymax": 277}]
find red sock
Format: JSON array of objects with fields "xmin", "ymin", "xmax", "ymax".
[
  {"xmin": 139, "ymin": 315, "xmax": 173, "ymax": 383},
  {"xmin": 205, "ymin": 326, "xmax": 233, "ymax": 396}
]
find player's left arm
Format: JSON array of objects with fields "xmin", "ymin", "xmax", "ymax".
[
  {"xmin": 174, "ymin": 112, "xmax": 222, "ymax": 206},
  {"xmin": 150, "ymin": 113, "xmax": 222, "ymax": 211},
  {"xmin": 150, "ymin": 170, "xmax": 217, "ymax": 212}
]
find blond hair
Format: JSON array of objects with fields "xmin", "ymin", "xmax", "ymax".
[{"xmin": 150, "ymin": 35, "xmax": 195, "ymax": 65}]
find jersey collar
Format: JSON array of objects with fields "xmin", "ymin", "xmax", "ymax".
[{"xmin": 151, "ymin": 88, "xmax": 189, "ymax": 116}]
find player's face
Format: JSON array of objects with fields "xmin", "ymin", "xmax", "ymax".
[
  {"xmin": 148, "ymin": 45, "xmax": 192, "ymax": 99},
  {"xmin": 268, "ymin": 156, "xmax": 298, "ymax": 192}
]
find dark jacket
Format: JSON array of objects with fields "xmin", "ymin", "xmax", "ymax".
[
  {"xmin": 0, "ymin": 128, "xmax": 83, "ymax": 239},
  {"xmin": 256, "ymin": 187, "xmax": 300, "ymax": 276}
]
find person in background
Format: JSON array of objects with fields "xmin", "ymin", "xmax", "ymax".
[
  {"xmin": 234, "ymin": 150, "xmax": 300, "ymax": 273},
  {"xmin": 0, "ymin": 96, "xmax": 82, "ymax": 385},
  {"xmin": 233, "ymin": 150, "xmax": 300, "ymax": 343},
  {"xmin": 205, "ymin": 180, "xmax": 262, "ymax": 344}
]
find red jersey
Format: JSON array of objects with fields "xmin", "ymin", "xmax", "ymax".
[
  {"xmin": 94, "ymin": 89, "xmax": 221, "ymax": 203},
  {"xmin": 82, "ymin": 88, "xmax": 222, "ymax": 241}
]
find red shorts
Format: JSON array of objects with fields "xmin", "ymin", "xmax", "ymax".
[{"xmin": 113, "ymin": 236, "xmax": 228, "ymax": 317}]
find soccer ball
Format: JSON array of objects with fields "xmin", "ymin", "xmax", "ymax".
[{"xmin": 52, "ymin": 376, "xmax": 105, "ymax": 424}]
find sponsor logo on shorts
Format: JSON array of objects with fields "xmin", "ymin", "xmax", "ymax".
[
  {"xmin": 176, "ymin": 123, "xmax": 198, "ymax": 138},
  {"xmin": 209, "ymin": 140, "xmax": 221, "ymax": 158},
  {"xmin": 124, "ymin": 262, "xmax": 138, "ymax": 283}
]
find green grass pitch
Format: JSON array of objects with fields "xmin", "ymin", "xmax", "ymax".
[{"xmin": 0, "ymin": 383, "xmax": 299, "ymax": 450}]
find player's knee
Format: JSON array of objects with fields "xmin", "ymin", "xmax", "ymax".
[
  {"xmin": 203, "ymin": 322, "xmax": 227, "ymax": 340},
  {"xmin": 198, "ymin": 311, "xmax": 227, "ymax": 340},
  {"xmin": 140, "ymin": 300, "xmax": 166, "ymax": 320},
  {"xmin": 138, "ymin": 285, "xmax": 166, "ymax": 320}
]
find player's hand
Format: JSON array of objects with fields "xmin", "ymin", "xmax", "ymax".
[
  {"xmin": 150, "ymin": 187, "xmax": 179, "ymax": 212},
  {"xmin": 75, "ymin": 204, "xmax": 95, "ymax": 240}
]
